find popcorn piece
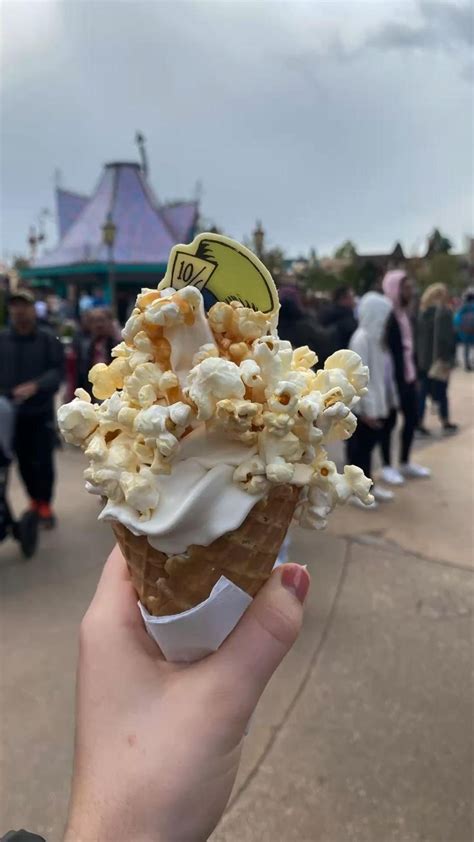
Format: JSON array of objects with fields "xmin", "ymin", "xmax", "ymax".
[
  {"xmin": 334, "ymin": 465, "xmax": 373, "ymax": 505},
  {"xmin": 185, "ymin": 357, "xmax": 245, "ymax": 421},
  {"xmin": 124, "ymin": 362, "xmax": 163, "ymax": 404},
  {"xmin": 192, "ymin": 343, "xmax": 219, "ymax": 367},
  {"xmin": 233, "ymin": 456, "xmax": 270, "ymax": 494},
  {"xmin": 122, "ymin": 309, "xmax": 144, "ymax": 344},
  {"xmin": 135, "ymin": 288, "xmax": 161, "ymax": 311},
  {"xmin": 319, "ymin": 402, "xmax": 357, "ymax": 443},
  {"xmin": 88, "ymin": 363, "xmax": 116, "ymax": 401},
  {"xmin": 267, "ymin": 381, "xmax": 300, "ymax": 414},
  {"xmin": 208, "ymin": 302, "xmax": 234, "ymax": 335},
  {"xmin": 324, "ymin": 350, "xmax": 369, "ymax": 398},
  {"xmin": 292, "ymin": 346, "xmax": 317, "ymax": 370},
  {"xmin": 119, "ymin": 467, "xmax": 159, "ymax": 520},
  {"xmin": 214, "ymin": 399, "xmax": 260, "ymax": 442},
  {"xmin": 57, "ymin": 396, "xmax": 98, "ymax": 445},
  {"xmin": 232, "ymin": 308, "xmax": 271, "ymax": 341}
]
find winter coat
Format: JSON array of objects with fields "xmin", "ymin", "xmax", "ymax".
[
  {"xmin": 319, "ymin": 302, "xmax": 357, "ymax": 351},
  {"xmin": 349, "ymin": 292, "xmax": 395, "ymax": 419},
  {"xmin": 417, "ymin": 305, "xmax": 456, "ymax": 373}
]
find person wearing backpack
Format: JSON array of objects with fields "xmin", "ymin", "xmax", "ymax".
[{"xmin": 454, "ymin": 289, "xmax": 474, "ymax": 371}]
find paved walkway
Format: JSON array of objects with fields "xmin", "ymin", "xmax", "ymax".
[{"xmin": 1, "ymin": 371, "xmax": 473, "ymax": 841}]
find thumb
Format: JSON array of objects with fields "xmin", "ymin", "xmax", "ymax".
[{"xmin": 213, "ymin": 564, "xmax": 310, "ymax": 711}]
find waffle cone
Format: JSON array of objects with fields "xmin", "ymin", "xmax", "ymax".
[{"xmin": 111, "ymin": 484, "xmax": 299, "ymax": 617}]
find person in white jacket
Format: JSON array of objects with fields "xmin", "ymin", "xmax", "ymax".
[{"xmin": 347, "ymin": 291, "xmax": 397, "ymax": 506}]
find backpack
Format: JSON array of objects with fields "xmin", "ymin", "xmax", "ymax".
[{"xmin": 460, "ymin": 309, "xmax": 474, "ymax": 336}]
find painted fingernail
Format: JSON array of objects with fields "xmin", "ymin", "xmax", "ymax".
[{"xmin": 281, "ymin": 564, "xmax": 310, "ymax": 604}]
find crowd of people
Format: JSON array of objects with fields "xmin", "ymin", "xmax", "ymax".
[
  {"xmin": 0, "ymin": 276, "xmax": 473, "ymax": 527},
  {"xmin": 279, "ymin": 274, "xmax": 474, "ymax": 510}
]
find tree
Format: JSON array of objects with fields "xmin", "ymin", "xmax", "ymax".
[
  {"xmin": 425, "ymin": 253, "xmax": 461, "ymax": 292},
  {"xmin": 262, "ymin": 247, "xmax": 285, "ymax": 280},
  {"xmin": 301, "ymin": 264, "xmax": 337, "ymax": 293},
  {"xmin": 334, "ymin": 240, "xmax": 357, "ymax": 261},
  {"xmin": 426, "ymin": 228, "xmax": 452, "ymax": 257}
]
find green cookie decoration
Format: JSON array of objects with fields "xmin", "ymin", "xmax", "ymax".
[{"xmin": 159, "ymin": 233, "xmax": 279, "ymax": 315}]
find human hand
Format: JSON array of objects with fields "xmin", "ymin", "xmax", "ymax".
[
  {"xmin": 13, "ymin": 380, "xmax": 38, "ymax": 401},
  {"xmin": 64, "ymin": 547, "xmax": 310, "ymax": 842},
  {"xmin": 360, "ymin": 415, "xmax": 381, "ymax": 429}
]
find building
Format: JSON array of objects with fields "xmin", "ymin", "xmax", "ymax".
[{"xmin": 21, "ymin": 160, "xmax": 199, "ymax": 321}]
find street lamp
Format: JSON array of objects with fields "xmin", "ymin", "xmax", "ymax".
[
  {"xmin": 102, "ymin": 212, "xmax": 117, "ymax": 316},
  {"xmin": 253, "ymin": 220, "xmax": 265, "ymax": 260}
]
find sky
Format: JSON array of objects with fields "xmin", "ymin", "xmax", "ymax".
[{"xmin": 1, "ymin": 0, "xmax": 472, "ymax": 262}]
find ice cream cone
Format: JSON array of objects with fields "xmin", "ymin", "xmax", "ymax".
[{"xmin": 111, "ymin": 484, "xmax": 299, "ymax": 616}]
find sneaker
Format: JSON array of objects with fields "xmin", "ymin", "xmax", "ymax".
[
  {"xmin": 415, "ymin": 425, "xmax": 432, "ymax": 438},
  {"xmin": 399, "ymin": 463, "xmax": 431, "ymax": 479},
  {"xmin": 442, "ymin": 422, "xmax": 459, "ymax": 435},
  {"xmin": 37, "ymin": 502, "xmax": 56, "ymax": 529},
  {"xmin": 372, "ymin": 484, "xmax": 395, "ymax": 503},
  {"xmin": 380, "ymin": 466, "xmax": 405, "ymax": 486},
  {"xmin": 349, "ymin": 496, "xmax": 379, "ymax": 510}
]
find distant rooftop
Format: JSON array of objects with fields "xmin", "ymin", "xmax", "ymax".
[{"xmin": 35, "ymin": 161, "xmax": 198, "ymax": 269}]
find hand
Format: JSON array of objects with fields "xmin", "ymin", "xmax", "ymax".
[
  {"xmin": 12, "ymin": 380, "xmax": 38, "ymax": 401},
  {"xmin": 64, "ymin": 547, "xmax": 310, "ymax": 842},
  {"xmin": 360, "ymin": 415, "xmax": 382, "ymax": 429}
]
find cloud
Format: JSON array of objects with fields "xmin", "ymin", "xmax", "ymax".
[{"xmin": 363, "ymin": 1, "xmax": 473, "ymax": 63}]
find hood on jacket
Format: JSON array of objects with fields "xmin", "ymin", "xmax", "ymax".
[
  {"xmin": 357, "ymin": 291, "xmax": 392, "ymax": 342},
  {"xmin": 382, "ymin": 269, "xmax": 407, "ymax": 308}
]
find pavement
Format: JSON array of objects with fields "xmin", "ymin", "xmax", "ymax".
[{"xmin": 1, "ymin": 370, "xmax": 473, "ymax": 842}]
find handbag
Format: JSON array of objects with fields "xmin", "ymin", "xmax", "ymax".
[{"xmin": 428, "ymin": 359, "xmax": 451, "ymax": 382}]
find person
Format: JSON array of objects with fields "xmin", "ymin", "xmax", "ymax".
[
  {"xmin": 380, "ymin": 270, "xmax": 430, "ymax": 482},
  {"xmin": 454, "ymin": 289, "xmax": 474, "ymax": 371},
  {"xmin": 319, "ymin": 285, "xmax": 357, "ymax": 351},
  {"xmin": 72, "ymin": 307, "xmax": 116, "ymax": 396},
  {"xmin": 0, "ymin": 289, "xmax": 64, "ymax": 527},
  {"xmin": 347, "ymin": 291, "xmax": 396, "ymax": 507},
  {"xmin": 61, "ymin": 546, "xmax": 309, "ymax": 841},
  {"xmin": 417, "ymin": 283, "xmax": 458, "ymax": 435},
  {"xmin": 277, "ymin": 288, "xmax": 333, "ymax": 365}
]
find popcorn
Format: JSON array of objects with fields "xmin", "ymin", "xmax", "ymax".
[
  {"xmin": 192, "ymin": 343, "xmax": 219, "ymax": 367},
  {"xmin": 292, "ymin": 345, "xmax": 318, "ymax": 370},
  {"xmin": 57, "ymin": 394, "xmax": 98, "ymax": 445},
  {"xmin": 185, "ymin": 357, "xmax": 245, "ymax": 421},
  {"xmin": 214, "ymin": 399, "xmax": 261, "ymax": 442},
  {"xmin": 324, "ymin": 350, "xmax": 369, "ymax": 398},
  {"xmin": 233, "ymin": 456, "xmax": 269, "ymax": 494},
  {"xmin": 58, "ymin": 280, "xmax": 371, "ymax": 529},
  {"xmin": 120, "ymin": 467, "xmax": 159, "ymax": 520}
]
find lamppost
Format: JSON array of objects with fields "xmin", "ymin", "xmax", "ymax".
[
  {"xmin": 102, "ymin": 212, "xmax": 117, "ymax": 316},
  {"xmin": 253, "ymin": 220, "xmax": 265, "ymax": 261}
]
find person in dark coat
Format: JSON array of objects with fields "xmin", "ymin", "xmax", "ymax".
[
  {"xmin": 319, "ymin": 285, "xmax": 357, "ymax": 352},
  {"xmin": 277, "ymin": 289, "xmax": 333, "ymax": 366},
  {"xmin": 379, "ymin": 270, "xmax": 430, "ymax": 483},
  {"xmin": 417, "ymin": 283, "xmax": 458, "ymax": 435},
  {"xmin": 0, "ymin": 290, "xmax": 64, "ymax": 527}
]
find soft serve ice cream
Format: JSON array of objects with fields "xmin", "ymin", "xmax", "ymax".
[{"xmin": 58, "ymin": 234, "xmax": 373, "ymax": 561}]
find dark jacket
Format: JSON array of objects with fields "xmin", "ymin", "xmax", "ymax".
[
  {"xmin": 319, "ymin": 303, "xmax": 357, "ymax": 351},
  {"xmin": 417, "ymin": 305, "xmax": 456, "ymax": 373},
  {"xmin": 386, "ymin": 312, "xmax": 409, "ymax": 395},
  {"xmin": 0, "ymin": 326, "xmax": 64, "ymax": 416},
  {"xmin": 278, "ymin": 299, "xmax": 332, "ymax": 366}
]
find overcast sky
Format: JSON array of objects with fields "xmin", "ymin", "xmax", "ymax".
[{"xmin": 1, "ymin": 0, "xmax": 472, "ymax": 262}]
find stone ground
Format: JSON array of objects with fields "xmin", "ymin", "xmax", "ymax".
[{"xmin": 1, "ymin": 370, "xmax": 473, "ymax": 842}]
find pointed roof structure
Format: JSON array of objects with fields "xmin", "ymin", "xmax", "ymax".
[{"xmin": 34, "ymin": 161, "xmax": 198, "ymax": 270}]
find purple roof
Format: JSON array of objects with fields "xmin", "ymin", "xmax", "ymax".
[
  {"xmin": 36, "ymin": 162, "xmax": 198, "ymax": 268},
  {"xmin": 56, "ymin": 189, "xmax": 89, "ymax": 238}
]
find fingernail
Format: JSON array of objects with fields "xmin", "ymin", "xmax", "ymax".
[{"xmin": 281, "ymin": 564, "xmax": 310, "ymax": 604}]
